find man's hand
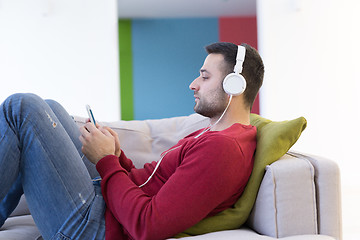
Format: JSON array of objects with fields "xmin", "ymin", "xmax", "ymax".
[
  {"xmin": 79, "ymin": 123, "xmax": 121, "ymax": 165},
  {"xmin": 103, "ymin": 126, "xmax": 121, "ymax": 157}
]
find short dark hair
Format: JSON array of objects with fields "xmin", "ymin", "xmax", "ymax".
[{"xmin": 205, "ymin": 42, "xmax": 264, "ymax": 110}]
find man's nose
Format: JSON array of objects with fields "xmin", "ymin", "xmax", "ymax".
[{"xmin": 189, "ymin": 77, "xmax": 200, "ymax": 91}]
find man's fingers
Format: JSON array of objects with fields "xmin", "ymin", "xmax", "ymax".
[
  {"xmin": 100, "ymin": 127, "xmax": 121, "ymax": 157},
  {"xmin": 85, "ymin": 122, "xmax": 97, "ymax": 132},
  {"xmin": 79, "ymin": 125, "xmax": 90, "ymax": 137},
  {"xmin": 99, "ymin": 127, "xmax": 112, "ymax": 137},
  {"xmin": 105, "ymin": 127, "xmax": 118, "ymax": 138}
]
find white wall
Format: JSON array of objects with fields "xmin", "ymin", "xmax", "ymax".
[
  {"xmin": 0, "ymin": 0, "xmax": 120, "ymax": 120},
  {"xmin": 257, "ymin": 0, "xmax": 360, "ymax": 239}
]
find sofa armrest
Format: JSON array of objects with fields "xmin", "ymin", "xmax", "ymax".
[
  {"xmin": 287, "ymin": 152, "xmax": 342, "ymax": 240},
  {"xmin": 247, "ymin": 152, "xmax": 342, "ymax": 240},
  {"xmin": 247, "ymin": 153, "xmax": 318, "ymax": 237}
]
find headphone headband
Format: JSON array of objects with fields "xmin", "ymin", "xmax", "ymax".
[{"xmin": 234, "ymin": 45, "xmax": 246, "ymax": 74}]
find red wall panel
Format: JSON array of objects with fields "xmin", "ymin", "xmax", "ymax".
[{"xmin": 219, "ymin": 17, "xmax": 260, "ymax": 114}]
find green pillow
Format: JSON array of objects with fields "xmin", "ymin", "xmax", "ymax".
[{"xmin": 175, "ymin": 114, "xmax": 307, "ymax": 237}]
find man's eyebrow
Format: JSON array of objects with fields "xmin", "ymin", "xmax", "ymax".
[{"xmin": 200, "ymin": 69, "xmax": 210, "ymax": 74}]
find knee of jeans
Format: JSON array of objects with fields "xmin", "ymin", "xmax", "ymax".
[
  {"xmin": 5, "ymin": 93, "xmax": 42, "ymax": 107},
  {"xmin": 3, "ymin": 93, "xmax": 47, "ymax": 121},
  {"xmin": 45, "ymin": 99, "xmax": 61, "ymax": 110}
]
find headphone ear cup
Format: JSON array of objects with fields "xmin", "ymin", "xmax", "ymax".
[{"xmin": 223, "ymin": 73, "xmax": 246, "ymax": 96}]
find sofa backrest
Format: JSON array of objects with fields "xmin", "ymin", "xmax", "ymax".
[{"xmin": 98, "ymin": 113, "xmax": 210, "ymax": 168}]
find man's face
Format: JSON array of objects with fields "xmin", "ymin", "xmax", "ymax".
[{"xmin": 189, "ymin": 53, "xmax": 228, "ymax": 118}]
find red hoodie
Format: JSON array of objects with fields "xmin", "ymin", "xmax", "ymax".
[{"xmin": 96, "ymin": 123, "xmax": 257, "ymax": 240}]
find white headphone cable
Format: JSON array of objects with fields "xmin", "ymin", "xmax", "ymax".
[{"xmin": 139, "ymin": 145, "xmax": 182, "ymax": 188}]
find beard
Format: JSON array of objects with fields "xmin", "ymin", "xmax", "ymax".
[{"xmin": 194, "ymin": 88, "xmax": 228, "ymax": 118}]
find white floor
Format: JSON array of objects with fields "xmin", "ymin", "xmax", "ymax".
[{"xmin": 342, "ymin": 185, "xmax": 360, "ymax": 240}]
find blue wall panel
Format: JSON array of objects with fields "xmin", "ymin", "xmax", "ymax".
[{"xmin": 132, "ymin": 18, "xmax": 218, "ymax": 120}]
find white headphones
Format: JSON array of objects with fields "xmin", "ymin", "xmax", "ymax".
[{"xmin": 222, "ymin": 45, "xmax": 247, "ymax": 96}]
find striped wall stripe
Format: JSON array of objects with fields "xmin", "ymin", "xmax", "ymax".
[{"xmin": 118, "ymin": 19, "xmax": 134, "ymax": 120}]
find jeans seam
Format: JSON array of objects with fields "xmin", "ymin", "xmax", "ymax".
[{"xmin": 51, "ymin": 232, "xmax": 71, "ymax": 240}]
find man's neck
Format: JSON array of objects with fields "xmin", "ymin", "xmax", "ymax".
[{"xmin": 209, "ymin": 110, "xmax": 250, "ymax": 131}]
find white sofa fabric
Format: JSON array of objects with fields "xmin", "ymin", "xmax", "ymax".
[
  {"xmin": 247, "ymin": 155, "xmax": 318, "ymax": 237},
  {"xmin": 0, "ymin": 114, "xmax": 342, "ymax": 240}
]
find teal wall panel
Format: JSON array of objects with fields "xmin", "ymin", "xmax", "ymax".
[{"xmin": 132, "ymin": 18, "xmax": 218, "ymax": 120}]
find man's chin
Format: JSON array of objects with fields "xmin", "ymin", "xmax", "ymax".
[{"xmin": 194, "ymin": 109, "xmax": 210, "ymax": 118}]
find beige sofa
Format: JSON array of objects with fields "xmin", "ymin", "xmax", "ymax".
[{"xmin": 0, "ymin": 114, "xmax": 342, "ymax": 240}]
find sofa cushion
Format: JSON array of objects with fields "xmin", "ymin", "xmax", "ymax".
[
  {"xmin": 9, "ymin": 195, "xmax": 30, "ymax": 218},
  {"xmin": 170, "ymin": 228, "xmax": 335, "ymax": 240},
  {"xmin": 0, "ymin": 215, "xmax": 40, "ymax": 240},
  {"xmin": 247, "ymin": 154, "xmax": 317, "ymax": 238},
  {"xmin": 177, "ymin": 114, "xmax": 307, "ymax": 237}
]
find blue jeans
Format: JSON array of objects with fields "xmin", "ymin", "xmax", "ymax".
[{"xmin": 0, "ymin": 93, "xmax": 106, "ymax": 240}]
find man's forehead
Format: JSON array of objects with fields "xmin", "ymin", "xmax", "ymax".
[
  {"xmin": 205, "ymin": 53, "xmax": 225, "ymax": 62},
  {"xmin": 201, "ymin": 53, "xmax": 225, "ymax": 73}
]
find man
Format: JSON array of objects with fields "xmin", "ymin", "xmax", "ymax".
[{"xmin": 0, "ymin": 42, "xmax": 264, "ymax": 240}]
